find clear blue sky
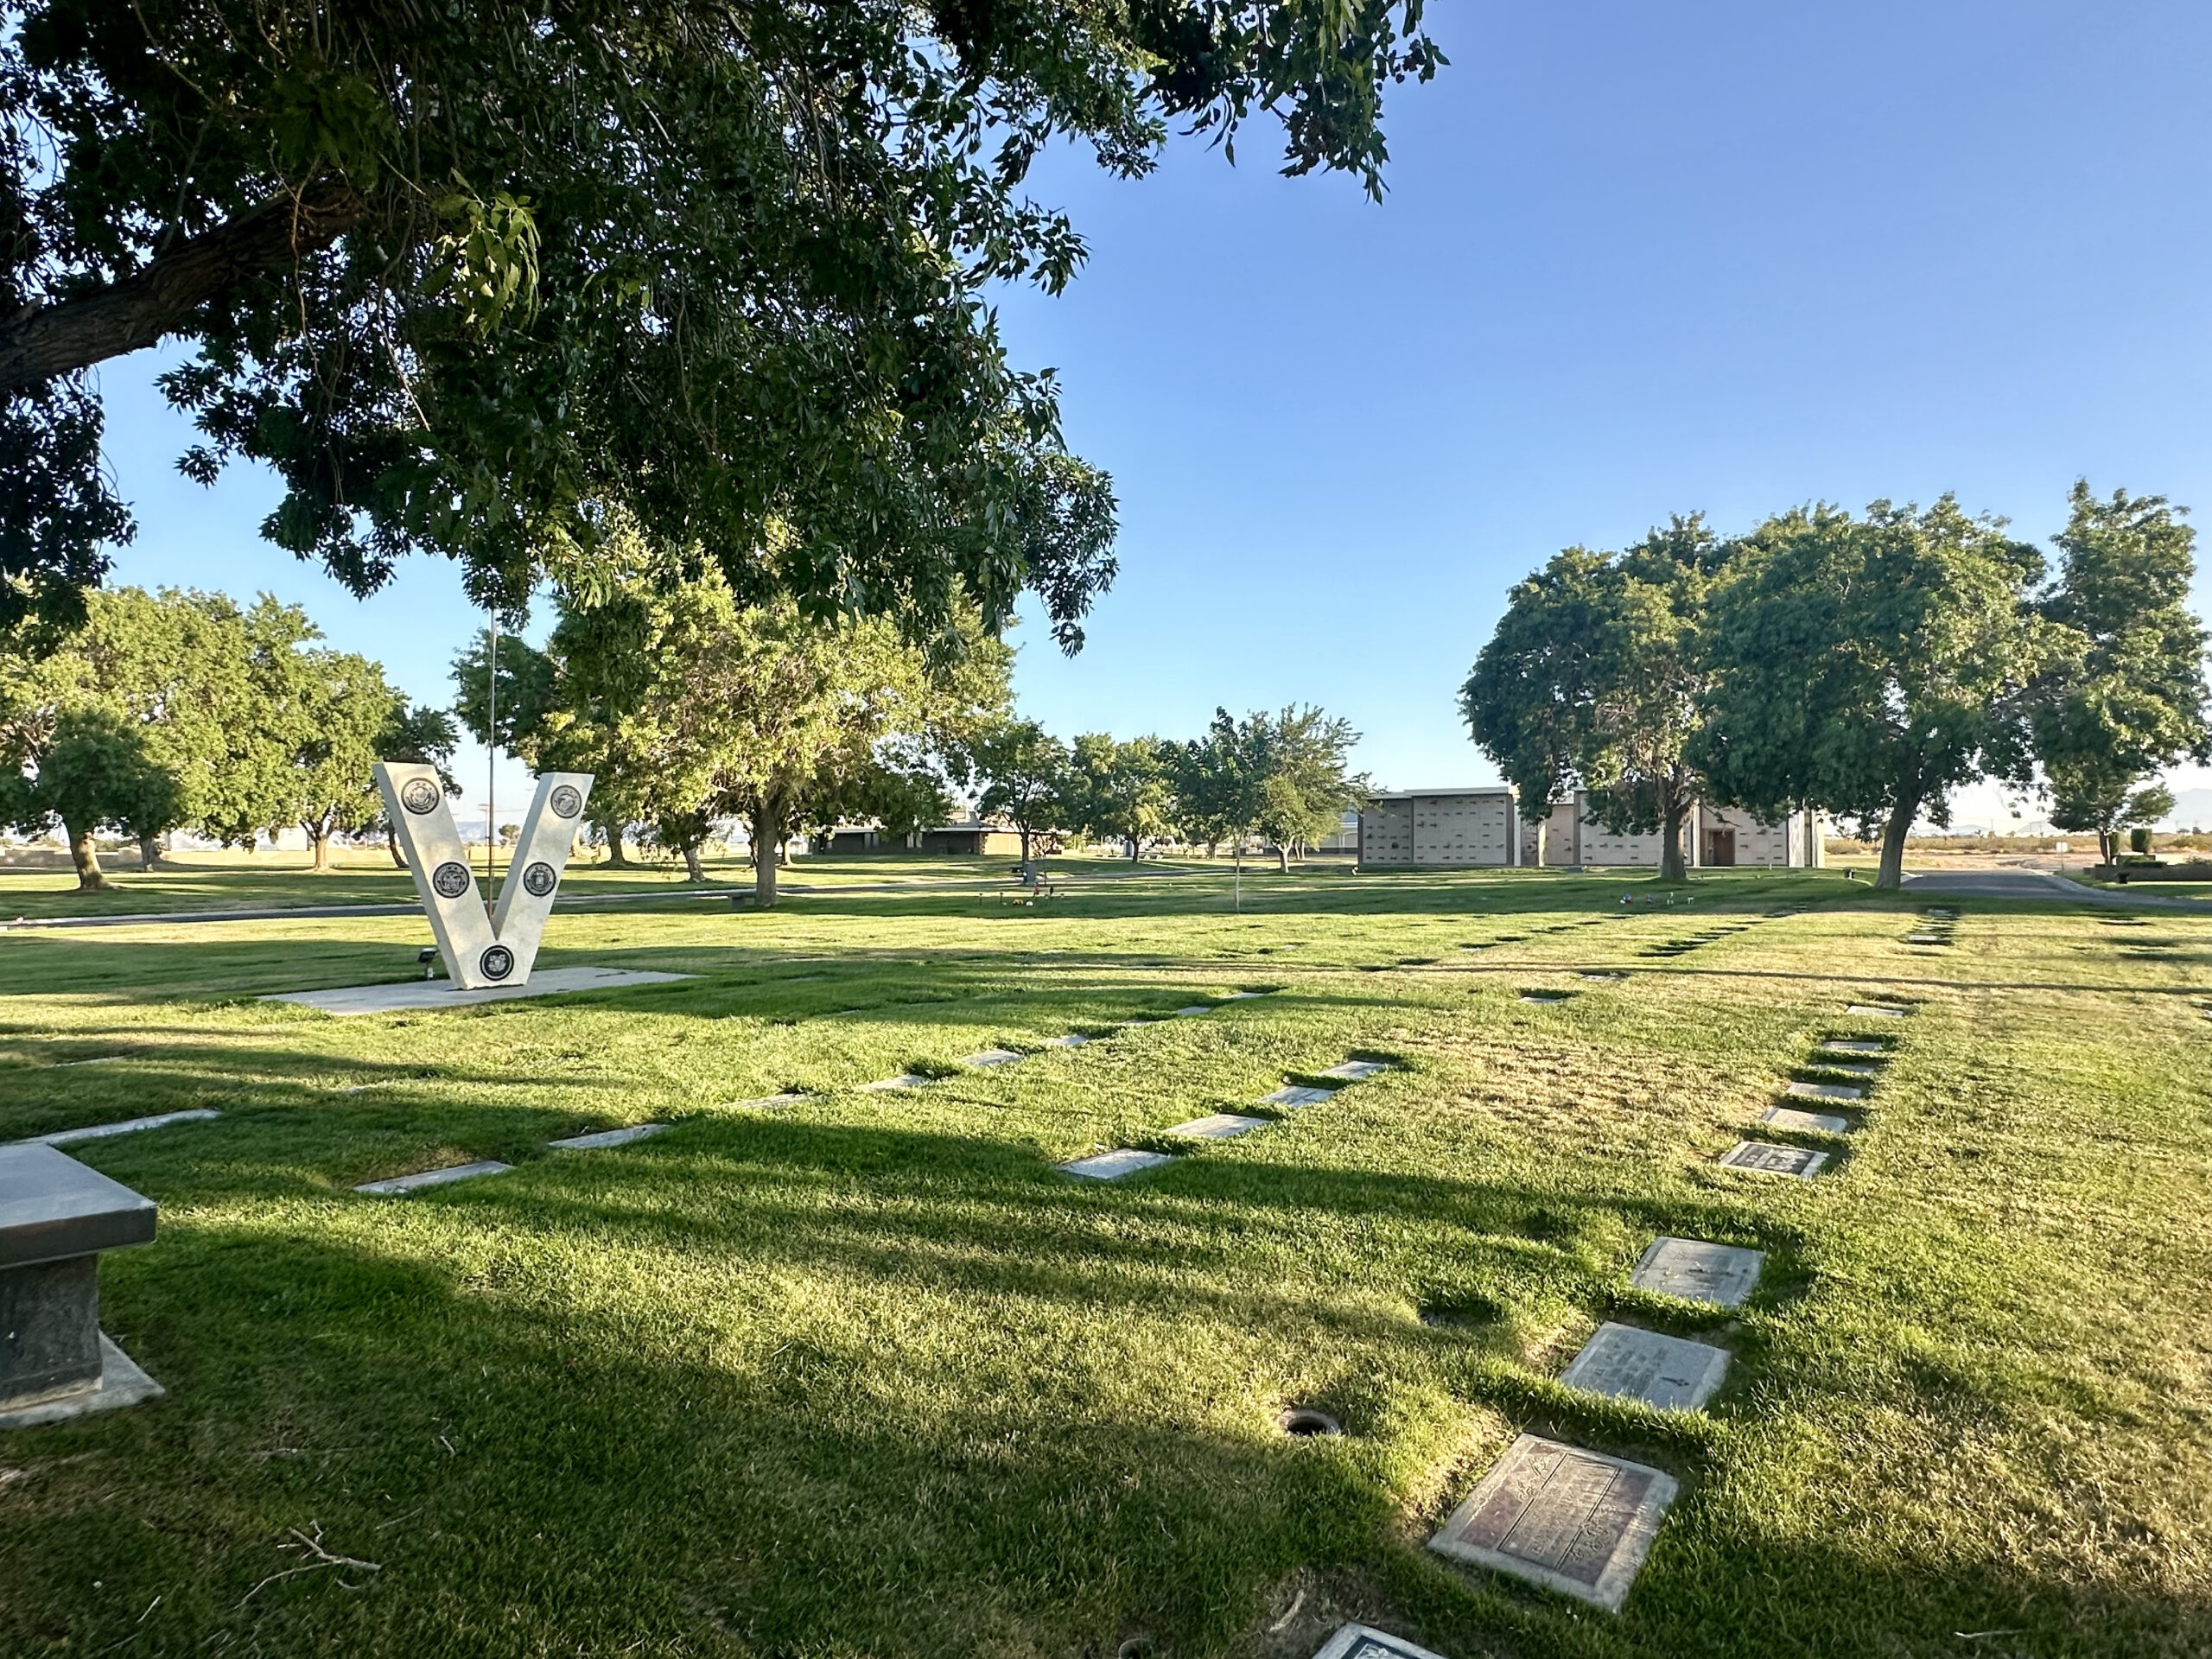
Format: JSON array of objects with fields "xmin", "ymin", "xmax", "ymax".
[{"xmin": 94, "ymin": 1, "xmax": 2212, "ymax": 830}]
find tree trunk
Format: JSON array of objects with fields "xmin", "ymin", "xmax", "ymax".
[
  {"xmin": 682, "ymin": 842, "xmax": 706, "ymax": 882},
  {"xmin": 137, "ymin": 833, "xmax": 162, "ymax": 870},
  {"xmin": 1128, "ymin": 835, "xmax": 1140, "ymax": 863},
  {"xmin": 752, "ymin": 804, "xmax": 783, "ymax": 908},
  {"xmin": 1529, "ymin": 816, "xmax": 1548, "ymax": 868},
  {"xmin": 2099, "ymin": 829, "xmax": 2118, "ymax": 867},
  {"xmin": 598, "ymin": 819, "xmax": 632, "ymax": 867},
  {"xmin": 386, "ymin": 824, "xmax": 406, "ymax": 868},
  {"xmin": 307, "ymin": 821, "xmax": 333, "ymax": 872},
  {"xmin": 1875, "ymin": 791, "xmax": 1919, "ymax": 891},
  {"xmin": 1019, "ymin": 824, "xmax": 1033, "ymax": 865},
  {"xmin": 1274, "ymin": 842, "xmax": 1288, "ymax": 874},
  {"xmin": 66, "ymin": 821, "xmax": 106, "ymax": 891},
  {"xmin": 1659, "ymin": 802, "xmax": 1688, "ymax": 882}
]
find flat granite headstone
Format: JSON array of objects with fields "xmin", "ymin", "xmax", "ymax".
[
  {"xmin": 1059, "ymin": 1148, "xmax": 1176, "ymax": 1180},
  {"xmin": 722, "ymin": 1092, "xmax": 805, "ymax": 1110},
  {"xmin": 1629, "ymin": 1236, "xmax": 1764, "ymax": 1306},
  {"xmin": 1308, "ymin": 1624, "xmax": 1452, "ymax": 1659},
  {"xmin": 958, "ymin": 1048, "xmax": 1024, "ymax": 1067},
  {"xmin": 1846, "ymin": 1002, "xmax": 1910, "ymax": 1019},
  {"xmin": 1814, "ymin": 1060, "xmax": 1880, "ymax": 1077},
  {"xmin": 1818, "ymin": 1038, "xmax": 1888, "ymax": 1055},
  {"xmin": 1172, "ymin": 1005, "xmax": 1216, "ymax": 1017},
  {"xmin": 1043, "ymin": 1033, "xmax": 1091, "ymax": 1047},
  {"xmin": 861, "ymin": 1073, "xmax": 931, "ymax": 1091},
  {"xmin": 547, "ymin": 1123, "xmax": 667, "ymax": 1150},
  {"xmin": 1905, "ymin": 933, "xmax": 1946, "ymax": 944},
  {"xmin": 1761, "ymin": 1105, "xmax": 1851, "ymax": 1135},
  {"xmin": 1428, "ymin": 1433, "xmax": 1679, "ymax": 1612},
  {"xmin": 1261, "ymin": 1085, "xmax": 1336, "ymax": 1108},
  {"xmin": 267, "ymin": 966, "xmax": 695, "ymax": 1017},
  {"xmin": 1559, "ymin": 1322, "xmax": 1731, "ymax": 1412},
  {"xmin": 1719, "ymin": 1141, "xmax": 1828, "ymax": 1179},
  {"xmin": 1786, "ymin": 1080, "xmax": 1864, "ymax": 1101},
  {"xmin": 354, "ymin": 1160, "xmax": 513, "ymax": 1196},
  {"xmin": 1519, "ymin": 993, "xmax": 1570, "ymax": 1005},
  {"xmin": 22, "ymin": 1109, "xmax": 221, "ymax": 1148},
  {"xmin": 1166, "ymin": 1114, "xmax": 1270, "ymax": 1140},
  {"xmin": 1319, "ymin": 1059, "xmax": 1390, "ymax": 1080}
]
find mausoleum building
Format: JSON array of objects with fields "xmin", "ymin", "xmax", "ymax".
[{"xmin": 1359, "ymin": 787, "xmax": 1824, "ymax": 868}]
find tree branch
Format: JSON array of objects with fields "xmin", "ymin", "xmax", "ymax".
[{"xmin": 0, "ymin": 184, "xmax": 367, "ymax": 392}]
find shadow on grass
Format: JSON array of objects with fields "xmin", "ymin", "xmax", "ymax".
[{"xmin": 10, "ymin": 1111, "xmax": 2196, "ymax": 1658}]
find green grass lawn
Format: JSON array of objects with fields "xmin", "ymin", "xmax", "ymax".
[
  {"xmin": 2, "ymin": 868, "xmax": 2207, "ymax": 1657},
  {"xmin": 0, "ymin": 847, "xmax": 1185, "ymax": 920}
]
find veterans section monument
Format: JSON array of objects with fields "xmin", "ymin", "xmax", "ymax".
[{"xmin": 375, "ymin": 762, "xmax": 594, "ymax": 989}]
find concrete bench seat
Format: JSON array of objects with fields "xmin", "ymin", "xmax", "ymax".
[{"xmin": 0, "ymin": 1143, "xmax": 162, "ymax": 1422}]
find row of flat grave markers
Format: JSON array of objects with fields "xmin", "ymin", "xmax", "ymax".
[
  {"xmin": 1721, "ymin": 1000, "xmax": 1906, "ymax": 1178},
  {"xmin": 1058, "ymin": 1054, "xmax": 1390, "ymax": 1180},
  {"xmin": 353, "ymin": 995, "xmax": 1279, "ymax": 1194},
  {"xmin": 1417, "ymin": 998, "xmax": 1908, "ymax": 1622},
  {"xmin": 1905, "ymin": 906, "xmax": 1959, "ymax": 948}
]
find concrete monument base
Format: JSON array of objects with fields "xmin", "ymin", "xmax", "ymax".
[
  {"xmin": 264, "ymin": 966, "xmax": 694, "ymax": 1017},
  {"xmin": 0, "ymin": 1333, "xmax": 163, "ymax": 1430}
]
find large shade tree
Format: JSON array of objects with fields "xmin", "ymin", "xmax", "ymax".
[
  {"xmin": 1700, "ymin": 498, "xmax": 2051, "ymax": 890},
  {"xmin": 0, "ymin": 0, "xmax": 1437, "ymax": 643},
  {"xmin": 1462, "ymin": 517, "xmax": 1725, "ymax": 880},
  {"xmin": 2029, "ymin": 482, "xmax": 2210, "ymax": 865}
]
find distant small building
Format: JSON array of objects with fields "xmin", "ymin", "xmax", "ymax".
[{"xmin": 1360, "ymin": 787, "xmax": 1823, "ymax": 868}]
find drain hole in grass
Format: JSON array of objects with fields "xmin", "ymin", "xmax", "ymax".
[
  {"xmin": 1277, "ymin": 1408, "xmax": 1343, "ymax": 1438},
  {"xmin": 1419, "ymin": 1294, "xmax": 1505, "ymax": 1328}
]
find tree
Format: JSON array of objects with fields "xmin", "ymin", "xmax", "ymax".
[
  {"xmin": 964, "ymin": 720, "xmax": 1071, "ymax": 866},
  {"xmin": 543, "ymin": 553, "xmax": 1008, "ymax": 905},
  {"xmin": 0, "ymin": 0, "xmax": 1436, "ymax": 643},
  {"xmin": 1463, "ymin": 518, "xmax": 1725, "ymax": 880},
  {"xmin": 451, "ymin": 630, "xmax": 558, "ymax": 758},
  {"xmin": 1068, "ymin": 734, "xmax": 1174, "ymax": 861},
  {"xmin": 0, "ymin": 707, "xmax": 179, "ymax": 889},
  {"xmin": 373, "ymin": 702, "xmax": 462, "ymax": 866},
  {"xmin": 2029, "ymin": 482, "xmax": 2210, "ymax": 866},
  {"xmin": 1254, "ymin": 704, "xmax": 1368, "ymax": 871},
  {"xmin": 283, "ymin": 651, "xmax": 404, "ymax": 870},
  {"xmin": 0, "ymin": 586, "xmax": 270, "ymax": 867},
  {"xmin": 1172, "ymin": 711, "xmax": 1268, "ymax": 862},
  {"xmin": 1700, "ymin": 498, "xmax": 2052, "ymax": 891}
]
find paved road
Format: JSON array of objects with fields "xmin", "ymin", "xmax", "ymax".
[{"xmin": 1903, "ymin": 868, "xmax": 2206, "ymax": 909}]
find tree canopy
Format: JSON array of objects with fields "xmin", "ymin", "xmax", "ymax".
[
  {"xmin": 1461, "ymin": 518, "xmax": 1722, "ymax": 880},
  {"xmin": 536, "ymin": 547, "xmax": 1009, "ymax": 901},
  {"xmin": 0, "ymin": 0, "xmax": 1440, "ymax": 645},
  {"xmin": 1700, "ymin": 498, "xmax": 2051, "ymax": 889},
  {"xmin": 2029, "ymin": 481, "xmax": 2210, "ymax": 863},
  {"xmin": 0, "ymin": 585, "xmax": 404, "ymax": 883}
]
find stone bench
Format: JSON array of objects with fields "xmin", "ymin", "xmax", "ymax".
[{"xmin": 0, "ymin": 1144, "xmax": 159, "ymax": 1421}]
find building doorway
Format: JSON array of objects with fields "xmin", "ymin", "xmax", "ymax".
[{"xmin": 1704, "ymin": 826, "xmax": 1737, "ymax": 867}]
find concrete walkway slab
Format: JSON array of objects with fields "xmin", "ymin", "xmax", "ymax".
[
  {"xmin": 547, "ymin": 1123, "xmax": 667, "ymax": 1150},
  {"xmin": 20, "ymin": 1109, "xmax": 220, "ymax": 1148},
  {"xmin": 354, "ymin": 1160, "xmax": 513, "ymax": 1196},
  {"xmin": 267, "ymin": 966, "xmax": 693, "ymax": 1017}
]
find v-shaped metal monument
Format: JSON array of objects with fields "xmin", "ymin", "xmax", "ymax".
[{"xmin": 373, "ymin": 762, "xmax": 594, "ymax": 990}]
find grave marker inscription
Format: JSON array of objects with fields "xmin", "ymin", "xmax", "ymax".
[
  {"xmin": 1428, "ymin": 1433, "xmax": 1679, "ymax": 1612},
  {"xmin": 1558, "ymin": 1323, "xmax": 1732, "ymax": 1412}
]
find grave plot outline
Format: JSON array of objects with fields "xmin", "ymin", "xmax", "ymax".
[{"xmin": 375, "ymin": 761, "xmax": 594, "ymax": 990}]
